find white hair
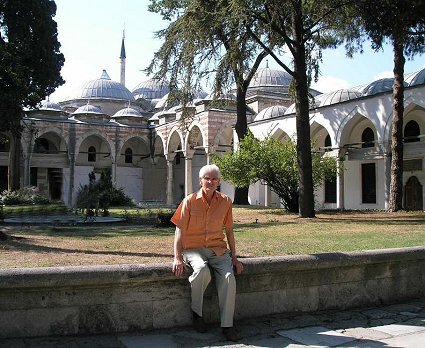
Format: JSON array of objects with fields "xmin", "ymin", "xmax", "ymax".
[{"xmin": 199, "ymin": 164, "xmax": 221, "ymax": 179}]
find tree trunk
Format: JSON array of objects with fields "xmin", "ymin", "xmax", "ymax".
[
  {"xmin": 388, "ymin": 37, "xmax": 405, "ymax": 211},
  {"xmin": 233, "ymin": 82, "xmax": 250, "ymax": 205},
  {"xmin": 8, "ymin": 132, "xmax": 21, "ymax": 191},
  {"xmin": 292, "ymin": 4, "xmax": 315, "ymax": 218}
]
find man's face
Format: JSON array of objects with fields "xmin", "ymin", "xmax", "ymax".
[{"xmin": 200, "ymin": 170, "xmax": 220, "ymax": 194}]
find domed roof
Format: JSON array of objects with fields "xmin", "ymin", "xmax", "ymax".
[
  {"xmin": 361, "ymin": 78, "xmax": 394, "ymax": 96},
  {"xmin": 318, "ymin": 89, "xmax": 363, "ymax": 106},
  {"xmin": 78, "ymin": 70, "xmax": 134, "ymax": 101},
  {"xmin": 72, "ymin": 104, "xmax": 103, "ymax": 115},
  {"xmin": 40, "ymin": 99, "xmax": 63, "ymax": 111},
  {"xmin": 254, "ymin": 105, "xmax": 287, "ymax": 121},
  {"xmin": 132, "ymin": 78, "xmax": 169, "ymax": 100},
  {"xmin": 249, "ymin": 64, "xmax": 292, "ymax": 88},
  {"xmin": 112, "ymin": 107, "xmax": 143, "ymax": 118},
  {"xmin": 405, "ymin": 68, "xmax": 425, "ymax": 86}
]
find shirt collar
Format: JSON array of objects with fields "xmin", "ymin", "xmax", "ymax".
[{"xmin": 196, "ymin": 189, "xmax": 218, "ymax": 201}]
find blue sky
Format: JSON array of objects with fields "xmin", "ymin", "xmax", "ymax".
[{"xmin": 49, "ymin": 0, "xmax": 424, "ymax": 102}]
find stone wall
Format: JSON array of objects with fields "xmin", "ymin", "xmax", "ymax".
[{"xmin": 1, "ymin": 246, "xmax": 425, "ymax": 339}]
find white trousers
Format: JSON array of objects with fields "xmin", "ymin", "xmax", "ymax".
[{"xmin": 183, "ymin": 248, "xmax": 236, "ymax": 327}]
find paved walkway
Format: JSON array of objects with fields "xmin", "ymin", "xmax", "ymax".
[{"xmin": 2, "ymin": 299, "xmax": 425, "ymax": 347}]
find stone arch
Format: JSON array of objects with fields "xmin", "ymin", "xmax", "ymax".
[
  {"xmin": 338, "ymin": 112, "xmax": 377, "ymax": 148},
  {"xmin": 311, "ymin": 121, "xmax": 333, "ymax": 150},
  {"xmin": 76, "ymin": 133, "xmax": 113, "ymax": 166},
  {"xmin": 270, "ymin": 127, "xmax": 291, "ymax": 143},
  {"xmin": 75, "ymin": 130, "xmax": 115, "ymax": 160},
  {"xmin": 186, "ymin": 124, "xmax": 205, "ymax": 152},
  {"xmin": 118, "ymin": 136, "xmax": 150, "ymax": 166},
  {"xmin": 33, "ymin": 131, "xmax": 68, "ymax": 154},
  {"xmin": 167, "ymin": 129, "xmax": 184, "ymax": 156},
  {"xmin": 383, "ymin": 101, "xmax": 425, "ymax": 150}
]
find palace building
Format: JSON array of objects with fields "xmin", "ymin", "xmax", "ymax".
[{"xmin": 1, "ymin": 38, "xmax": 424, "ymax": 211}]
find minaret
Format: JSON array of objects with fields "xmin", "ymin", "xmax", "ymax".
[{"xmin": 120, "ymin": 30, "xmax": 126, "ymax": 86}]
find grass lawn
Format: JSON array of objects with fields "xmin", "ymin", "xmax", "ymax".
[{"xmin": 0, "ymin": 206, "xmax": 424, "ymax": 269}]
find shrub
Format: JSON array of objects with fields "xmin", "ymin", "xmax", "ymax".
[{"xmin": 1, "ymin": 187, "xmax": 51, "ymax": 205}]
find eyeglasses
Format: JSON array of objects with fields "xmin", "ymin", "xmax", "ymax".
[{"xmin": 202, "ymin": 176, "xmax": 219, "ymax": 183}]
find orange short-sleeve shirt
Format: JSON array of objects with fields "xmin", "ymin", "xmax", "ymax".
[{"xmin": 171, "ymin": 190, "xmax": 233, "ymax": 254}]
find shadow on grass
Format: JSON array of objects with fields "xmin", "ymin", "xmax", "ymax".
[
  {"xmin": 4, "ymin": 225, "xmax": 175, "ymax": 238},
  {"xmin": 2, "ymin": 236, "xmax": 173, "ymax": 259}
]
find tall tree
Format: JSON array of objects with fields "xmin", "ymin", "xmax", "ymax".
[
  {"xmin": 148, "ymin": 0, "xmax": 268, "ymax": 204},
  {"xmin": 0, "ymin": 0, "xmax": 64, "ymax": 190},
  {"xmin": 351, "ymin": 0, "xmax": 425, "ymax": 211},
  {"xmin": 232, "ymin": 0, "xmax": 349, "ymax": 217}
]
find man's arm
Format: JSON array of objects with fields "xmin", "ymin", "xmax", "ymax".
[
  {"xmin": 172, "ymin": 227, "xmax": 187, "ymax": 277},
  {"xmin": 225, "ymin": 226, "xmax": 244, "ymax": 275}
]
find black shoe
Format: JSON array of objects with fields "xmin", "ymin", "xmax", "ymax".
[
  {"xmin": 192, "ymin": 311, "xmax": 207, "ymax": 333},
  {"xmin": 222, "ymin": 326, "xmax": 239, "ymax": 341}
]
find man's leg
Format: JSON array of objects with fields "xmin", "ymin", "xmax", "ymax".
[
  {"xmin": 183, "ymin": 249, "xmax": 212, "ymax": 317},
  {"xmin": 208, "ymin": 250, "xmax": 236, "ymax": 328}
]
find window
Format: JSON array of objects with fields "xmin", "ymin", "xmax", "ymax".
[
  {"xmin": 325, "ymin": 134, "xmax": 332, "ymax": 148},
  {"xmin": 404, "ymin": 120, "xmax": 420, "ymax": 143},
  {"xmin": 125, "ymin": 147, "xmax": 133, "ymax": 163},
  {"xmin": 30, "ymin": 167, "xmax": 38, "ymax": 187},
  {"xmin": 34, "ymin": 138, "xmax": 50, "ymax": 153},
  {"xmin": 324, "ymin": 176, "xmax": 337, "ymax": 203},
  {"xmin": 362, "ymin": 163, "xmax": 376, "ymax": 203},
  {"xmin": 88, "ymin": 146, "xmax": 96, "ymax": 162},
  {"xmin": 361, "ymin": 127, "xmax": 375, "ymax": 148}
]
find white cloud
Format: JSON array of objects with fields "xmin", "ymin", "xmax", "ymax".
[
  {"xmin": 311, "ymin": 75, "xmax": 351, "ymax": 94},
  {"xmin": 373, "ymin": 70, "xmax": 393, "ymax": 80}
]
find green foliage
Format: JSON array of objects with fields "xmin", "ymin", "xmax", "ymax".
[
  {"xmin": 1, "ymin": 187, "xmax": 51, "ymax": 205},
  {"xmin": 0, "ymin": 0, "xmax": 65, "ymax": 133},
  {"xmin": 213, "ymin": 133, "xmax": 338, "ymax": 212},
  {"xmin": 76, "ymin": 170, "xmax": 134, "ymax": 217}
]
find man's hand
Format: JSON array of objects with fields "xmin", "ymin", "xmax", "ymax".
[
  {"xmin": 232, "ymin": 257, "xmax": 244, "ymax": 275},
  {"xmin": 172, "ymin": 257, "xmax": 188, "ymax": 277}
]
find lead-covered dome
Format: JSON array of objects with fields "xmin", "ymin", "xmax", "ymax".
[
  {"xmin": 254, "ymin": 105, "xmax": 287, "ymax": 121},
  {"xmin": 78, "ymin": 70, "xmax": 135, "ymax": 101},
  {"xmin": 318, "ymin": 89, "xmax": 363, "ymax": 106},
  {"xmin": 112, "ymin": 106, "xmax": 146, "ymax": 125},
  {"xmin": 249, "ymin": 66, "xmax": 292, "ymax": 88},
  {"xmin": 40, "ymin": 100, "xmax": 63, "ymax": 111},
  {"xmin": 132, "ymin": 78, "xmax": 169, "ymax": 101},
  {"xmin": 405, "ymin": 68, "xmax": 425, "ymax": 87}
]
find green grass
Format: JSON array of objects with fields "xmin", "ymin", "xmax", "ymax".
[{"xmin": 1, "ymin": 206, "xmax": 424, "ymax": 268}]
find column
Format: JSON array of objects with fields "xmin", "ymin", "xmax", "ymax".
[
  {"xmin": 264, "ymin": 184, "xmax": 271, "ymax": 207},
  {"xmin": 166, "ymin": 159, "xmax": 175, "ymax": 206},
  {"xmin": 185, "ymin": 157, "xmax": 193, "ymax": 196},
  {"xmin": 336, "ymin": 158, "xmax": 345, "ymax": 211},
  {"xmin": 184, "ymin": 149, "xmax": 195, "ymax": 196},
  {"xmin": 384, "ymin": 152, "xmax": 391, "ymax": 210}
]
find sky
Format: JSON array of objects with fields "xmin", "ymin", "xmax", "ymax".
[{"xmin": 49, "ymin": 0, "xmax": 424, "ymax": 102}]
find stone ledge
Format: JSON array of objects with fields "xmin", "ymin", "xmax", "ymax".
[{"xmin": 1, "ymin": 246, "xmax": 425, "ymax": 339}]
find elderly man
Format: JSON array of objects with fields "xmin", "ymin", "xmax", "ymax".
[{"xmin": 171, "ymin": 164, "xmax": 244, "ymax": 342}]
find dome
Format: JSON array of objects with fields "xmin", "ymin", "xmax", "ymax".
[
  {"xmin": 40, "ymin": 100, "xmax": 63, "ymax": 111},
  {"xmin": 361, "ymin": 78, "xmax": 394, "ymax": 96},
  {"xmin": 254, "ymin": 105, "xmax": 287, "ymax": 121},
  {"xmin": 284, "ymin": 103, "xmax": 296, "ymax": 115},
  {"xmin": 79, "ymin": 70, "xmax": 134, "ymax": 101},
  {"xmin": 73, "ymin": 104, "xmax": 103, "ymax": 115},
  {"xmin": 318, "ymin": 89, "xmax": 363, "ymax": 106},
  {"xmin": 112, "ymin": 107, "xmax": 143, "ymax": 118},
  {"xmin": 132, "ymin": 78, "xmax": 169, "ymax": 100},
  {"xmin": 405, "ymin": 68, "xmax": 425, "ymax": 86},
  {"xmin": 249, "ymin": 65, "xmax": 292, "ymax": 88}
]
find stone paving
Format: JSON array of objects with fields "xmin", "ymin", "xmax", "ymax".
[{"xmin": 1, "ymin": 299, "xmax": 425, "ymax": 347}]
